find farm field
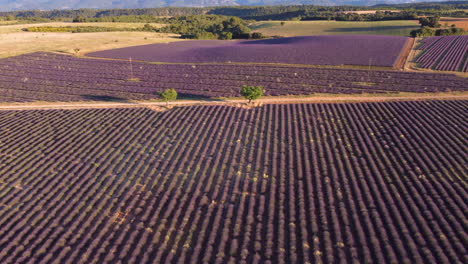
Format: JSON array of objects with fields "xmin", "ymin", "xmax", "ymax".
[
  {"xmin": 0, "ymin": 101, "xmax": 466, "ymax": 263},
  {"xmin": 414, "ymin": 35, "xmax": 468, "ymax": 72},
  {"xmin": 249, "ymin": 20, "xmax": 420, "ymax": 37},
  {"xmin": 0, "ymin": 52, "xmax": 467, "ymax": 103},
  {"xmin": 0, "ymin": 22, "xmax": 179, "ymax": 58},
  {"xmin": 87, "ymin": 35, "xmax": 408, "ymax": 67},
  {"xmin": 440, "ymin": 17, "xmax": 468, "ymax": 30}
]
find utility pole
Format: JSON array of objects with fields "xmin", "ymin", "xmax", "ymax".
[
  {"xmin": 368, "ymin": 58, "xmax": 372, "ymax": 81},
  {"xmin": 129, "ymin": 57, "xmax": 134, "ymax": 80}
]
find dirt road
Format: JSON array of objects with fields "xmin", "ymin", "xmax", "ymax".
[{"xmin": 0, "ymin": 93, "xmax": 466, "ymax": 111}]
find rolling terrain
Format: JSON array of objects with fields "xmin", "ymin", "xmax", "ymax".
[{"xmin": 0, "ymin": 0, "xmax": 451, "ymax": 11}]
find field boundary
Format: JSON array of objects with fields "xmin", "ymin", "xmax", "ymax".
[
  {"xmin": 80, "ymin": 53, "xmax": 396, "ymax": 71},
  {"xmin": 404, "ymin": 37, "xmax": 421, "ymax": 71},
  {"xmin": 1, "ymin": 93, "xmax": 466, "ymax": 111},
  {"xmin": 395, "ymin": 37, "xmax": 415, "ymax": 70}
]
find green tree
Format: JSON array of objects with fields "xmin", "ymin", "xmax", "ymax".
[
  {"xmin": 251, "ymin": 32, "xmax": 264, "ymax": 39},
  {"xmin": 410, "ymin": 26, "xmax": 435, "ymax": 37},
  {"xmin": 72, "ymin": 16, "xmax": 86, "ymax": 23},
  {"xmin": 219, "ymin": 32, "xmax": 233, "ymax": 40},
  {"xmin": 240, "ymin": 85, "xmax": 263, "ymax": 103},
  {"xmin": 419, "ymin": 16, "xmax": 441, "ymax": 28},
  {"xmin": 159, "ymin": 88, "xmax": 177, "ymax": 106}
]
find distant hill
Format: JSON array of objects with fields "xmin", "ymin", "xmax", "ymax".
[{"xmin": 0, "ymin": 0, "xmax": 463, "ymax": 12}]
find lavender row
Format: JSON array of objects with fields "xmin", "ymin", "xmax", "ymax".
[
  {"xmin": 1, "ymin": 65, "xmax": 463, "ymax": 93},
  {"xmin": 0, "ymin": 101, "xmax": 466, "ymax": 263},
  {"xmin": 87, "ymin": 35, "xmax": 409, "ymax": 67},
  {"xmin": 0, "ymin": 52, "xmax": 466, "ymax": 103},
  {"xmin": 2, "ymin": 52, "xmax": 464, "ymax": 82},
  {"xmin": 415, "ymin": 36, "xmax": 468, "ymax": 72}
]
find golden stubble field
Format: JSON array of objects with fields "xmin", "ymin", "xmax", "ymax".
[
  {"xmin": 0, "ymin": 22, "xmax": 181, "ymax": 58},
  {"xmin": 440, "ymin": 17, "xmax": 468, "ymax": 30}
]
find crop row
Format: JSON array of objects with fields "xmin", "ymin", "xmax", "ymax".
[
  {"xmin": 416, "ymin": 35, "xmax": 468, "ymax": 72},
  {"xmin": 0, "ymin": 52, "xmax": 466, "ymax": 103},
  {"xmin": 0, "ymin": 101, "xmax": 466, "ymax": 263},
  {"xmin": 86, "ymin": 36, "xmax": 409, "ymax": 67}
]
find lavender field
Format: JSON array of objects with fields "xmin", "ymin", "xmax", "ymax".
[
  {"xmin": 0, "ymin": 101, "xmax": 466, "ymax": 263},
  {"xmin": 415, "ymin": 35, "xmax": 468, "ymax": 72},
  {"xmin": 87, "ymin": 36, "xmax": 409, "ymax": 67},
  {"xmin": 0, "ymin": 52, "xmax": 466, "ymax": 103}
]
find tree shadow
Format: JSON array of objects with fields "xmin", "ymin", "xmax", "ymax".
[
  {"xmin": 238, "ymin": 36, "xmax": 313, "ymax": 45},
  {"xmin": 82, "ymin": 93, "xmax": 225, "ymax": 103},
  {"xmin": 81, "ymin": 95, "xmax": 131, "ymax": 102},
  {"xmin": 177, "ymin": 93, "xmax": 225, "ymax": 101},
  {"xmin": 324, "ymin": 25, "xmax": 418, "ymax": 33}
]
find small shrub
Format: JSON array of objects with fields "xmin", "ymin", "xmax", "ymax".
[{"xmin": 251, "ymin": 32, "xmax": 264, "ymax": 39}]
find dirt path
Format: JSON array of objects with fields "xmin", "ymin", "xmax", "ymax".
[
  {"xmin": 0, "ymin": 93, "xmax": 466, "ymax": 111},
  {"xmin": 404, "ymin": 37, "xmax": 420, "ymax": 71},
  {"xmin": 395, "ymin": 37, "xmax": 415, "ymax": 70}
]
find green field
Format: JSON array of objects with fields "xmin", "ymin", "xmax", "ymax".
[{"xmin": 250, "ymin": 20, "xmax": 420, "ymax": 37}]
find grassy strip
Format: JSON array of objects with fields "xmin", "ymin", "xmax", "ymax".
[
  {"xmin": 215, "ymin": 91, "xmax": 468, "ymax": 100},
  {"xmin": 23, "ymin": 26, "xmax": 154, "ymax": 33}
]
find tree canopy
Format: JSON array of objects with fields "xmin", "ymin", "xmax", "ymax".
[
  {"xmin": 411, "ymin": 15, "xmax": 465, "ymax": 37},
  {"xmin": 159, "ymin": 88, "xmax": 178, "ymax": 106},
  {"xmin": 240, "ymin": 85, "xmax": 263, "ymax": 103},
  {"xmin": 160, "ymin": 15, "xmax": 260, "ymax": 40},
  {"xmin": 419, "ymin": 16, "xmax": 441, "ymax": 28}
]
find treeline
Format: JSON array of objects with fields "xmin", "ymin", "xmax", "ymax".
[
  {"xmin": 374, "ymin": 1, "xmax": 467, "ymax": 17},
  {"xmin": 0, "ymin": 15, "xmax": 51, "ymax": 23},
  {"xmin": 375, "ymin": 1, "xmax": 468, "ymax": 10},
  {"xmin": 1, "ymin": 2, "xmax": 466, "ymax": 22},
  {"xmin": 23, "ymin": 26, "xmax": 154, "ymax": 33},
  {"xmin": 158, "ymin": 15, "xmax": 260, "ymax": 40},
  {"xmin": 0, "ymin": 7, "xmax": 208, "ymax": 20},
  {"xmin": 411, "ymin": 26, "xmax": 466, "ymax": 37},
  {"xmin": 410, "ymin": 16, "xmax": 466, "ymax": 37},
  {"xmin": 24, "ymin": 15, "xmax": 262, "ymax": 40},
  {"xmin": 72, "ymin": 15, "xmax": 166, "ymax": 23},
  {"xmin": 323, "ymin": 11, "xmax": 419, "ymax": 22}
]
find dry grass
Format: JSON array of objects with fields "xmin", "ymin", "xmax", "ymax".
[
  {"xmin": 440, "ymin": 17, "xmax": 468, "ymax": 30},
  {"xmin": 0, "ymin": 22, "xmax": 165, "ymax": 34},
  {"xmin": 0, "ymin": 21, "xmax": 178, "ymax": 58},
  {"xmin": 0, "ymin": 20, "xmax": 18, "ymax": 25},
  {"xmin": 0, "ymin": 31, "xmax": 181, "ymax": 58},
  {"xmin": 342, "ymin": 10, "xmax": 401, "ymax": 14}
]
